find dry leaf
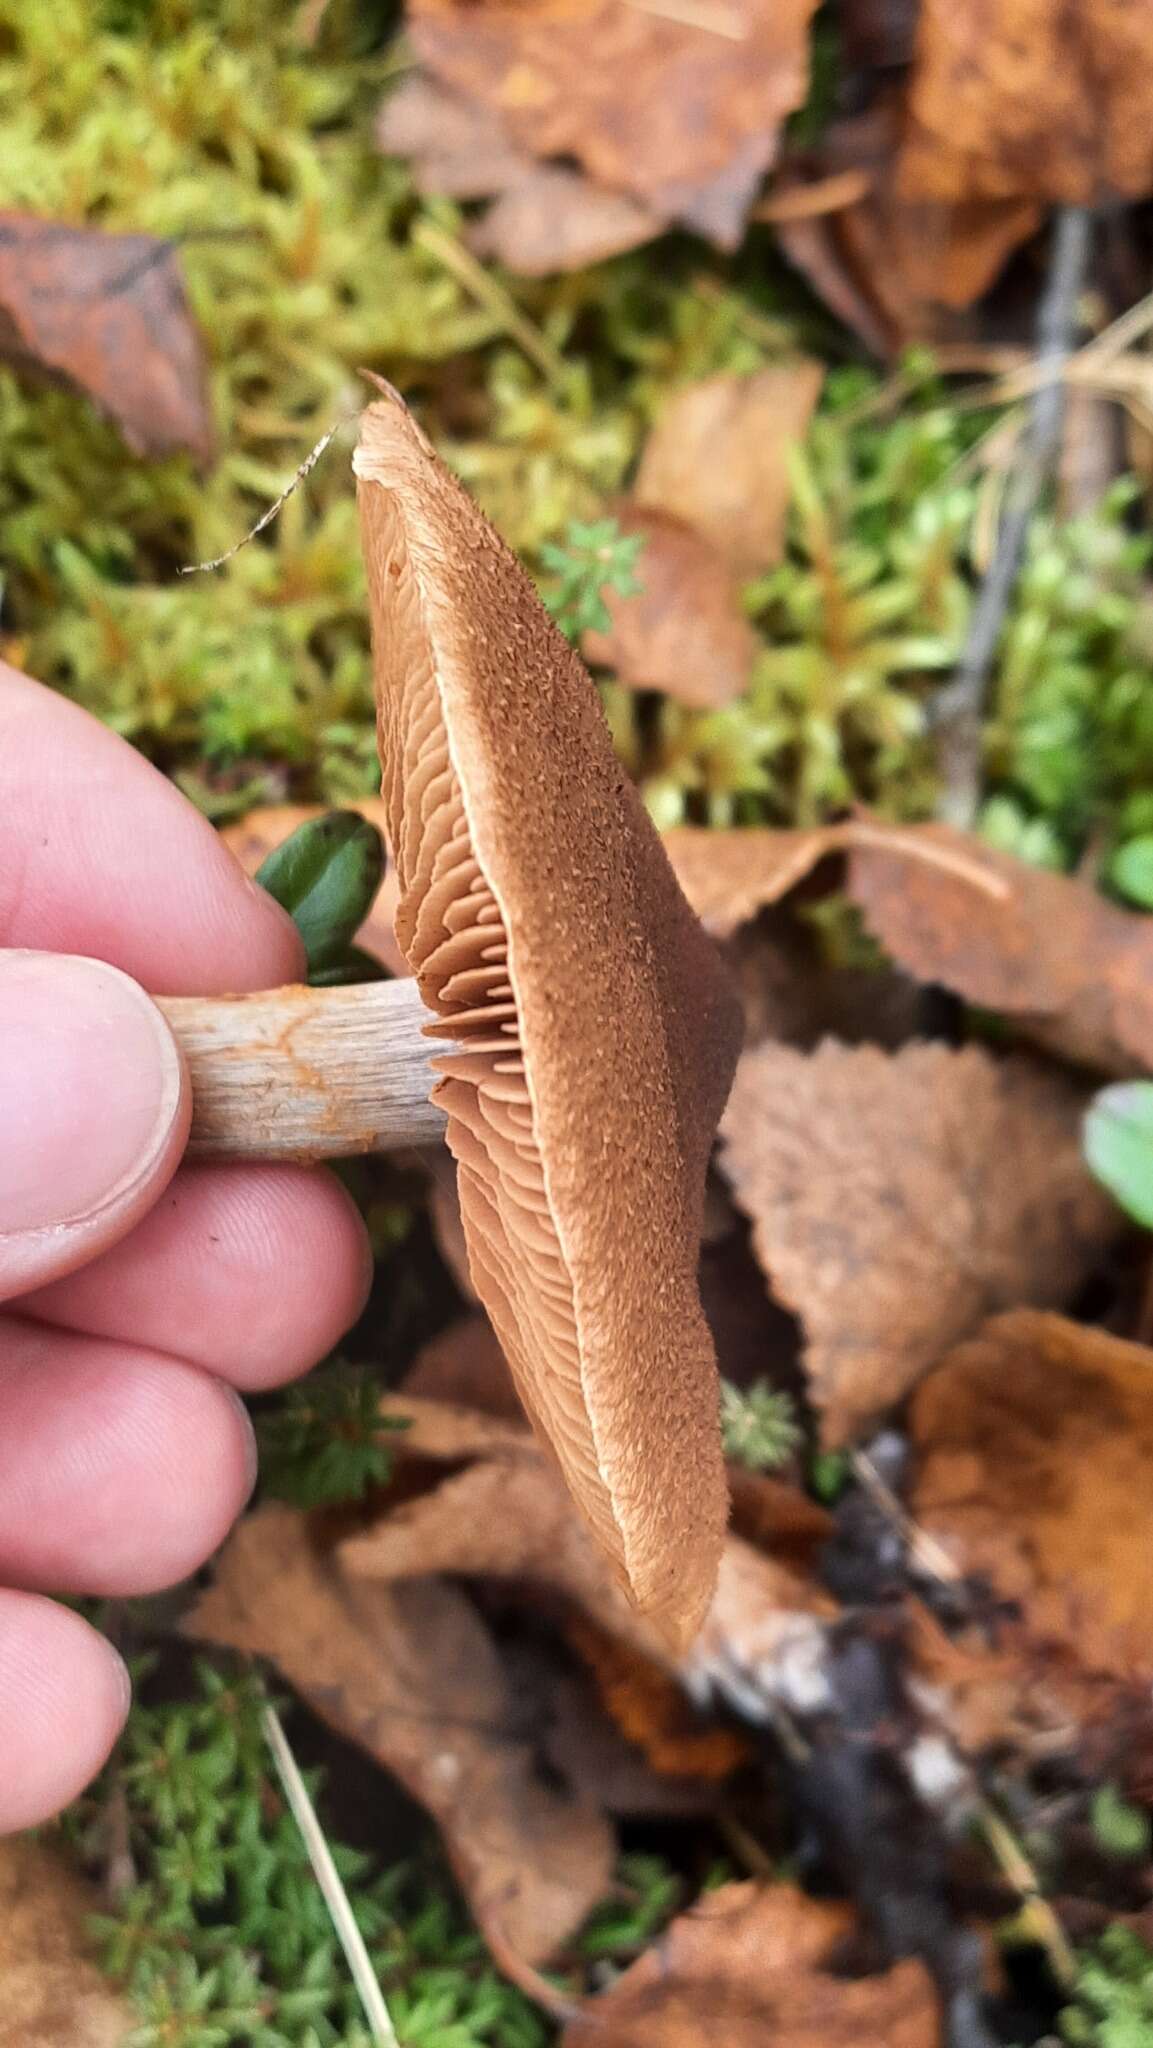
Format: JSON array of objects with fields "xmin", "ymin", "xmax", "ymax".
[
  {"xmin": 662, "ymin": 823, "xmax": 845, "ymax": 938},
  {"xmin": 582, "ymin": 508, "xmax": 758, "ymax": 709},
  {"xmin": 560, "ymin": 1880, "xmax": 937, "ymax": 2047},
  {"xmin": 221, "ymin": 799, "xmax": 407, "ymax": 979},
  {"xmin": 899, "ymin": 0, "xmax": 1153, "ymax": 209},
  {"xmin": 403, "ymin": 1313, "xmax": 523, "ymax": 1418},
  {"xmin": 718, "ymin": 1042, "xmax": 1119, "ymax": 1444},
  {"xmin": 184, "ymin": 1503, "xmax": 614, "ymax": 1967},
  {"xmin": 378, "ymin": 76, "xmax": 658, "ymax": 274},
  {"xmin": 909, "ymin": 1310, "xmax": 1153, "ymax": 1688},
  {"xmin": 632, "ymin": 361, "xmax": 823, "ymax": 577},
  {"xmin": 773, "ymin": 105, "xmax": 1039, "ymax": 353},
  {"xmin": 846, "ymin": 820, "xmax": 1153, "ymax": 1076},
  {"xmin": 469, "ymin": 167, "xmax": 661, "ymax": 275},
  {"xmin": 0, "ymin": 213, "xmax": 214, "ymax": 464},
  {"xmin": 345, "ymin": 1394, "xmax": 836, "ymax": 1729},
  {"xmin": 0, "ymin": 1836, "xmax": 134, "ymax": 2048},
  {"xmin": 669, "ymin": 817, "xmax": 1153, "ymax": 1078},
  {"xmin": 408, "ymin": 0, "xmax": 821, "ymax": 251}
]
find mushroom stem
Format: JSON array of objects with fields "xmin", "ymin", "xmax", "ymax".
[{"xmin": 157, "ymin": 978, "xmax": 445, "ymax": 1161}]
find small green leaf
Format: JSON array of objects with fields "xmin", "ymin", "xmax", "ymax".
[
  {"xmin": 255, "ymin": 812, "xmax": 385, "ymax": 979},
  {"xmin": 1091, "ymin": 1783, "xmax": 1152, "ymax": 1862},
  {"xmin": 1110, "ymin": 835, "xmax": 1153, "ymax": 909},
  {"xmin": 1084, "ymin": 1083, "xmax": 1153, "ymax": 1230}
]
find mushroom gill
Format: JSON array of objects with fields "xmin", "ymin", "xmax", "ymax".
[{"xmin": 355, "ymin": 392, "xmax": 741, "ymax": 1645}]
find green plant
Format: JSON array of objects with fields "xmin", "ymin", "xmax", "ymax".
[
  {"xmin": 63, "ymin": 1662, "xmax": 549, "ymax": 2047},
  {"xmin": 720, "ymin": 1380, "xmax": 802, "ymax": 1472},
  {"xmin": 1083, "ymin": 1083, "xmax": 1153, "ymax": 1231},
  {"xmin": 1090, "ymin": 1784, "xmax": 1152, "ymax": 1863},
  {"xmin": 255, "ymin": 809, "xmax": 385, "ymax": 985},
  {"xmin": 1061, "ymin": 1928, "xmax": 1153, "ymax": 2048},
  {"xmin": 540, "ymin": 517, "xmax": 645, "ymax": 643},
  {"xmin": 254, "ymin": 1361, "xmax": 404, "ymax": 1509}
]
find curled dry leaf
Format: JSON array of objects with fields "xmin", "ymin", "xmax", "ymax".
[
  {"xmin": 355, "ymin": 392, "xmax": 741, "ymax": 1646},
  {"xmin": 632, "ymin": 361, "xmax": 823, "ymax": 578},
  {"xmin": 403, "ymin": 1312, "xmax": 523, "ymax": 1418},
  {"xmin": 771, "ymin": 105, "xmax": 1039, "ymax": 353},
  {"xmin": 846, "ymin": 820, "xmax": 1153, "ymax": 1077},
  {"xmin": 662, "ymin": 822, "xmax": 846, "ymax": 939},
  {"xmin": 407, "ymin": 0, "xmax": 821, "ymax": 251},
  {"xmin": 184, "ymin": 1502, "xmax": 614, "ymax": 1969},
  {"xmin": 560, "ymin": 1880, "xmax": 937, "ymax": 2048},
  {"xmin": 221, "ymin": 798, "xmax": 407, "ymax": 978},
  {"xmin": 581, "ymin": 508, "xmax": 758, "ymax": 709},
  {"xmin": 343, "ymin": 1391, "xmax": 836, "ymax": 1721},
  {"xmin": 718, "ymin": 1042, "xmax": 1119, "ymax": 1444},
  {"xmin": 0, "ymin": 1836, "xmax": 135, "ymax": 2048},
  {"xmin": 909, "ymin": 1310, "xmax": 1153, "ymax": 1689},
  {"xmin": 0, "ymin": 213, "xmax": 214, "ymax": 464},
  {"xmin": 666, "ymin": 818, "xmax": 1153, "ymax": 1078},
  {"xmin": 899, "ymin": 0, "xmax": 1153, "ymax": 209},
  {"xmin": 377, "ymin": 76, "xmax": 659, "ymax": 275}
]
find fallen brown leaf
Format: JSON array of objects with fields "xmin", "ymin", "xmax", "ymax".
[
  {"xmin": 403, "ymin": 1312, "xmax": 524, "ymax": 1419},
  {"xmin": 662, "ymin": 822, "xmax": 845, "ymax": 938},
  {"xmin": 667, "ymin": 817, "xmax": 1153, "ymax": 1078},
  {"xmin": 582, "ymin": 508, "xmax": 758, "ymax": 709},
  {"xmin": 846, "ymin": 820, "xmax": 1153, "ymax": 1076},
  {"xmin": 771, "ymin": 105, "xmax": 1039, "ymax": 352},
  {"xmin": 560, "ymin": 1880, "xmax": 937, "ymax": 2047},
  {"xmin": 345, "ymin": 1394, "xmax": 836, "ymax": 1723},
  {"xmin": 184, "ymin": 1503, "xmax": 614, "ymax": 1968},
  {"xmin": 377, "ymin": 76, "xmax": 659, "ymax": 274},
  {"xmin": 0, "ymin": 213, "xmax": 214, "ymax": 464},
  {"xmin": 718, "ymin": 1042, "xmax": 1119, "ymax": 1443},
  {"xmin": 0, "ymin": 1836, "xmax": 134, "ymax": 2048},
  {"xmin": 909, "ymin": 1310, "xmax": 1153, "ymax": 1688},
  {"xmin": 221, "ymin": 799, "xmax": 407, "ymax": 979},
  {"xmin": 632, "ymin": 361, "xmax": 823, "ymax": 577},
  {"xmin": 406, "ymin": 0, "xmax": 821, "ymax": 252},
  {"xmin": 899, "ymin": 0, "xmax": 1153, "ymax": 209}
]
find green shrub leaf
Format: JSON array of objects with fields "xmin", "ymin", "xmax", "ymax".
[
  {"xmin": 255, "ymin": 811, "xmax": 384, "ymax": 980},
  {"xmin": 1084, "ymin": 1082, "xmax": 1153, "ymax": 1230}
]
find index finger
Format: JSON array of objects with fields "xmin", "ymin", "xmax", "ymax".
[{"xmin": 0, "ymin": 663, "xmax": 305, "ymax": 995}]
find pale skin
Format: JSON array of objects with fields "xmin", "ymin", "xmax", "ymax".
[{"xmin": 0, "ymin": 662, "xmax": 373, "ymax": 1830}]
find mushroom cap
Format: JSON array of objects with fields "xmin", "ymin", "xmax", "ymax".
[{"xmin": 355, "ymin": 394, "xmax": 741, "ymax": 1644}]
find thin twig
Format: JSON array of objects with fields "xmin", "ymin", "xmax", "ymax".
[
  {"xmin": 978, "ymin": 1802, "xmax": 1077, "ymax": 1989},
  {"xmin": 849, "ymin": 1449, "xmax": 962, "ymax": 1584},
  {"xmin": 933, "ymin": 207, "xmax": 1093, "ymax": 827},
  {"xmin": 179, "ymin": 415, "xmax": 352, "ymax": 573},
  {"xmin": 263, "ymin": 1705, "xmax": 401, "ymax": 2047}
]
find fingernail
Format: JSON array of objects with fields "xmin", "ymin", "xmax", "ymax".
[{"xmin": 0, "ymin": 953, "xmax": 185, "ymax": 1237}]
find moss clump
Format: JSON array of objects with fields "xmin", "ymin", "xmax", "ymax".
[{"xmin": 63, "ymin": 1660, "xmax": 551, "ymax": 2048}]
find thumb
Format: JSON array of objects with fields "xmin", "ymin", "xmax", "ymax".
[{"xmin": 0, "ymin": 952, "xmax": 189, "ymax": 1300}]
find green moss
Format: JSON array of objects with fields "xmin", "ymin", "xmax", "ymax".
[
  {"xmin": 62, "ymin": 1661, "xmax": 551, "ymax": 2047},
  {"xmin": 1061, "ymin": 1928, "xmax": 1153, "ymax": 2048}
]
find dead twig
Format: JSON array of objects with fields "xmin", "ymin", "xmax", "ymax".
[{"xmin": 933, "ymin": 206, "xmax": 1093, "ymax": 827}]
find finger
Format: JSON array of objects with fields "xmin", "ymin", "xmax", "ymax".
[
  {"xmin": 0, "ymin": 663, "xmax": 304, "ymax": 994},
  {"xmin": 0, "ymin": 1593, "xmax": 130, "ymax": 1831},
  {"xmin": 23, "ymin": 1163, "xmax": 372, "ymax": 1391},
  {"xmin": 0, "ymin": 953, "xmax": 190, "ymax": 1301},
  {"xmin": 0, "ymin": 1317, "xmax": 256, "ymax": 1595}
]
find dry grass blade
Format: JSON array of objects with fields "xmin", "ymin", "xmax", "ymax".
[{"xmin": 262, "ymin": 1705, "xmax": 401, "ymax": 2048}]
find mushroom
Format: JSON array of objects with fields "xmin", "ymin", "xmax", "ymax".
[{"xmin": 161, "ymin": 392, "xmax": 743, "ymax": 1643}]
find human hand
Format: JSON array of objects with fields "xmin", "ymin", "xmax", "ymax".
[{"xmin": 0, "ymin": 663, "xmax": 372, "ymax": 1829}]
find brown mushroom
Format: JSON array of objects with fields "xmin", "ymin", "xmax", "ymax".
[{"xmin": 349, "ymin": 389, "xmax": 742, "ymax": 1643}]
